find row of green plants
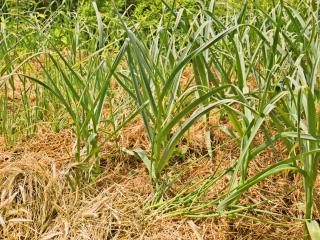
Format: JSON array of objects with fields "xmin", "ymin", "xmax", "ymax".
[{"xmin": 1, "ymin": 0, "xmax": 320, "ymax": 238}]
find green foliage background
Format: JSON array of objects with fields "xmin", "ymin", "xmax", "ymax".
[
  {"xmin": 1, "ymin": 0, "xmax": 302, "ymax": 28},
  {"xmin": 0, "ymin": 0, "xmax": 303, "ymax": 49}
]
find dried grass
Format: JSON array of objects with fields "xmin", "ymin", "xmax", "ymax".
[{"xmin": 0, "ymin": 123, "xmax": 318, "ymax": 239}]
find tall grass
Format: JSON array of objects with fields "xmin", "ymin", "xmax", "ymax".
[
  {"xmin": 1, "ymin": 0, "xmax": 320, "ymax": 238},
  {"xmin": 116, "ymin": 4, "xmax": 241, "ymax": 190},
  {"xmin": 124, "ymin": 1, "xmax": 320, "ymax": 238}
]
